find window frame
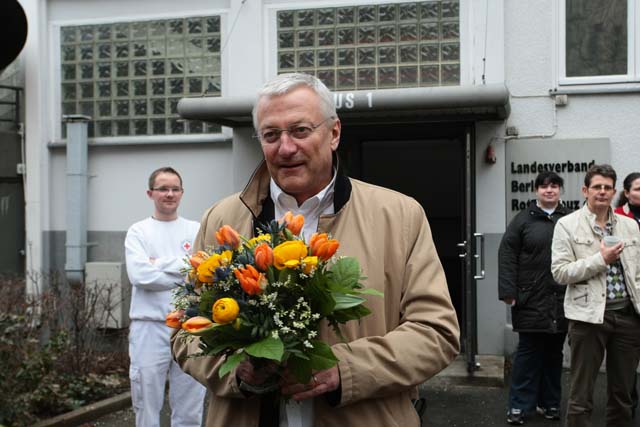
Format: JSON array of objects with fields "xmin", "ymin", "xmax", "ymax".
[
  {"xmin": 558, "ymin": 0, "xmax": 639, "ymax": 86},
  {"xmin": 50, "ymin": 10, "xmax": 228, "ymax": 142}
]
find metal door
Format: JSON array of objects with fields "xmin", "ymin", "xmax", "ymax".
[{"xmin": 339, "ymin": 122, "xmax": 471, "ymax": 343}]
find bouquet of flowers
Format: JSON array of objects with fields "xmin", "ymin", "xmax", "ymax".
[{"xmin": 166, "ymin": 212, "xmax": 381, "ymax": 386}]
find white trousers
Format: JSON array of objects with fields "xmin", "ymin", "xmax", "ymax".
[{"xmin": 129, "ymin": 320, "xmax": 206, "ymax": 427}]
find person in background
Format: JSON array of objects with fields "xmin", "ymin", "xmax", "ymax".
[
  {"xmin": 125, "ymin": 167, "xmax": 206, "ymax": 427},
  {"xmin": 552, "ymin": 164, "xmax": 640, "ymax": 427},
  {"xmin": 499, "ymin": 171, "xmax": 571, "ymax": 425},
  {"xmin": 614, "ymin": 171, "xmax": 640, "ymax": 418},
  {"xmin": 615, "ymin": 172, "xmax": 640, "ymax": 226},
  {"xmin": 172, "ymin": 72, "xmax": 460, "ymax": 427}
]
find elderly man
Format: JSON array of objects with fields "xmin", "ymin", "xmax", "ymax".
[
  {"xmin": 172, "ymin": 73, "xmax": 460, "ymax": 426},
  {"xmin": 552, "ymin": 164, "xmax": 640, "ymax": 427}
]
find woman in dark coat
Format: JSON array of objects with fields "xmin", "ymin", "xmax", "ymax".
[{"xmin": 499, "ymin": 171, "xmax": 571, "ymax": 425}]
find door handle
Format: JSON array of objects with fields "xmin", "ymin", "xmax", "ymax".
[
  {"xmin": 456, "ymin": 241, "xmax": 467, "ymax": 258},
  {"xmin": 473, "ymin": 232, "xmax": 485, "ymax": 280}
]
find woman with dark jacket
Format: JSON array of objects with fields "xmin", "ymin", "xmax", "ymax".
[{"xmin": 499, "ymin": 171, "xmax": 571, "ymax": 425}]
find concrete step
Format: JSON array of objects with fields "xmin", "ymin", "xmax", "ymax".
[{"xmin": 423, "ymin": 354, "xmax": 505, "ymax": 389}]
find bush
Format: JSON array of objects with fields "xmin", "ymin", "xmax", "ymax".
[{"xmin": 0, "ymin": 274, "xmax": 129, "ymax": 426}]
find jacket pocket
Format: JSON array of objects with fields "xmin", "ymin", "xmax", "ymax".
[
  {"xmin": 572, "ymin": 236, "xmax": 596, "ymax": 259},
  {"xmin": 623, "ymin": 237, "xmax": 639, "ymax": 257},
  {"xmin": 567, "ymin": 283, "xmax": 589, "ymax": 307},
  {"xmin": 516, "ymin": 281, "xmax": 536, "ymax": 306}
]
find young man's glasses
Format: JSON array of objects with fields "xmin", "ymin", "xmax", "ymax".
[
  {"xmin": 257, "ymin": 116, "xmax": 335, "ymax": 144},
  {"xmin": 151, "ymin": 187, "xmax": 183, "ymax": 195},
  {"xmin": 588, "ymin": 184, "xmax": 614, "ymax": 192}
]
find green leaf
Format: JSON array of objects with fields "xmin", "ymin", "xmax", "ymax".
[
  {"xmin": 331, "ymin": 305, "xmax": 372, "ymax": 323},
  {"xmin": 278, "ymin": 268, "xmax": 298, "ymax": 285},
  {"xmin": 333, "ymin": 293, "xmax": 365, "ymax": 310},
  {"xmin": 308, "ymin": 340, "xmax": 339, "ymax": 371},
  {"xmin": 219, "ymin": 352, "xmax": 246, "ymax": 378},
  {"xmin": 329, "ymin": 257, "xmax": 361, "ymax": 289},
  {"xmin": 198, "ymin": 291, "xmax": 216, "ymax": 315},
  {"xmin": 287, "ymin": 354, "xmax": 313, "ymax": 384},
  {"xmin": 305, "ymin": 279, "xmax": 336, "ymax": 316},
  {"xmin": 245, "ymin": 336, "xmax": 284, "ymax": 362},
  {"xmin": 267, "ymin": 266, "xmax": 276, "ymax": 284},
  {"xmin": 356, "ymin": 288, "xmax": 384, "ymax": 297}
]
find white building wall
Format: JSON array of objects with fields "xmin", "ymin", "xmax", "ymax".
[
  {"xmin": 48, "ymin": 144, "xmax": 233, "ymax": 231},
  {"xmin": 24, "ymin": 0, "xmax": 640, "ymax": 355}
]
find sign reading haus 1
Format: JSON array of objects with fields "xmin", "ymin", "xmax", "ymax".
[{"xmin": 505, "ymin": 139, "xmax": 610, "ymax": 223}]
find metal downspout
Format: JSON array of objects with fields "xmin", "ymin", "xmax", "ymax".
[{"xmin": 63, "ymin": 115, "xmax": 90, "ymax": 286}]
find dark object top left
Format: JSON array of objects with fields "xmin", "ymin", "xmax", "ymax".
[{"xmin": 0, "ymin": 0, "xmax": 28, "ymax": 71}]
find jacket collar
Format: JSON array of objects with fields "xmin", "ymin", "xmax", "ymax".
[
  {"xmin": 239, "ymin": 154, "xmax": 352, "ymax": 231},
  {"xmin": 581, "ymin": 203, "xmax": 616, "ymax": 227},
  {"xmin": 527, "ymin": 200, "xmax": 571, "ymax": 216}
]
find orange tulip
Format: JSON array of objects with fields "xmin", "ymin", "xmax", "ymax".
[
  {"xmin": 165, "ymin": 309, "xmax": 185, "ymax": 329},
  {"xmin": 189, "ymin": 250, "xmax": 209, "ymax": 269},
  {"xmin": 254, "ymin": 243, "xmax": 274, "ymax": 271},
  {"xmin": 216, "ymin": 225, "xmax": 241, "ymax": 249},
  {"xmin": 234, "ymin": 264, "xmax": 266, "ymax": 295},
  {"xmin": 309, "ymin": 233, "xmax": 340, "ymax": 261},
  {"xmin": 281, "ymin": 211, "xmax": 304, "ymax": 236},
  {"xmin": 182, "ymin": 316, "xmax": 214, "ymax": 333}
]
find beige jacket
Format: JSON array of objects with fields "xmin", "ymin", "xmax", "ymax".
[
  {"xmin": 172, "ymin": 163, "xmax": 460, "ymax": 427},
  {"xmin": 551, "ymin": 204, "xmax": 640, "ymax": 324}
]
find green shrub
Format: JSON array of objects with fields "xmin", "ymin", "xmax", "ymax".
[{"xmin": 0, "ymin": 275, "xmax": 129, "ymax": 426}]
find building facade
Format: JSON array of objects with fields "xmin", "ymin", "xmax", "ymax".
[{"xmin": 8, "ymin": 0, "xmax": 640, "ymax": 359}]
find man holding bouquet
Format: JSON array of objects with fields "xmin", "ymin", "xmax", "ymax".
[{"xmin": 172, "ymin": 73, "xmax": 460, "ymax": 426}]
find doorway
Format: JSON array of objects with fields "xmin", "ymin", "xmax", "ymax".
[{"xmin": 338, "ymin": 122, "xmax": 474, "ymax": 347}]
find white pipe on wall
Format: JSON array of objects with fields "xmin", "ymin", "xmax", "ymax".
[{"xmin": 63, "ymin": 114, "xmax": 89, "ymax": 286}]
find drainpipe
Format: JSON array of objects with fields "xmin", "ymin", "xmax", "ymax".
[{"xmin": 63, "ymin": 115, "xmax": 90, "ymax": 286}]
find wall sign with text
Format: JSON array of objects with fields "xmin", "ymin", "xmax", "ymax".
[{"xmin": 505, "ymin": 139, "xmax": 610, "ymax": 223}]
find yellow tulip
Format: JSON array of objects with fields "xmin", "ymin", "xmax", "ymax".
[
  {"xmin": 197, "ymin": 250, "xmax": 232, "ymax": 282},
  {"xmin": 302, "ymin": 256, "xmax": 318, "ymax": 274},
  {"xmin": 273, "ymin": 240, "xmax": 308, "ymax": 270}
]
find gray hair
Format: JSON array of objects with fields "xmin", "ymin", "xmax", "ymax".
[{"xmin": 251, "ymin": 73, "xmax": 336, "ymax": 129}]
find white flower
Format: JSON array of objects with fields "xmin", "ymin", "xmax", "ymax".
[
  {"xmin": 271, "ymin": 330, "xmax": 279, "ymax": 339},
  {"xmin": 280, "ymin": 326, "xmax": 292, "ymax": 334},
  {"xmin": 303, "ymin": 340, "xmax": 314, "ymax": 348},
  {"xmin": 308, "ymin": 330, "xmax": 317, "ymax": 338}
]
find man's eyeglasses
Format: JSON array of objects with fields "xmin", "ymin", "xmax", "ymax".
[
  {"xmin": 151, "ymin": 187, "xmax": 183, "ymax": 194},
  {"xmin": 589, "ymin": 184, "xmax": 615, "ymax": 192},
  {"xmin": 257, "ymin": 116, "xmax": 335, "ymax": 144}
]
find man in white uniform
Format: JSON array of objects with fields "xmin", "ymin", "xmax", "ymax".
[{"xmin": 125, "ymin": 166, "xmax": 206, "ymax": 427}]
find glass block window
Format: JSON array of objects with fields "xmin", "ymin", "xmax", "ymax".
[
  {"xmin": 277, "ymin": 1, "xmax": 460, "ymax": 90},
  {"xmin": 60, "ymin": 16, "xmax": 221, "ymax": 138}
]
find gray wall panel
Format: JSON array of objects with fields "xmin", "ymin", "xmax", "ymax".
[{"xmin": 44, "ymin": 230, "xmax": 126, "ymax": 273}]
